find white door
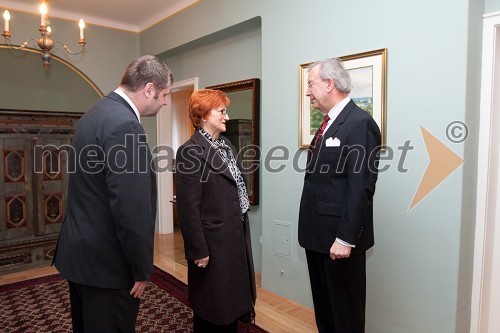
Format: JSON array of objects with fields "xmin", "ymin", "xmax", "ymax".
[
  {"xmin": 471, "ymin": 13, "xmax": 500, "ymax": 333},
  {"xmin": 156, "ymin": 78, "xmax": 198, "ymax": 234}
]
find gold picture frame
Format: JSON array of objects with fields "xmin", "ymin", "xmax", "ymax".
[{"xmin": 299, "ymin": 48, "xmax": 387, "ymax": 148}]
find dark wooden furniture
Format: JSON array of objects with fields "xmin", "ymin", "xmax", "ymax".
[{"xmin": 0, "ymin": 110, "xmax": 81, "ymax": 273}]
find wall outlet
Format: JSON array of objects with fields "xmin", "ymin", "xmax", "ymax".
[{"xmin": 273, "ymin": 220, "xmax": 291, "ymax": 258}]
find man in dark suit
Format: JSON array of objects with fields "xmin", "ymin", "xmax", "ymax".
[
  {"xmin": 298, "ymin": 58, "xmax": 380, "ymax": 333},
  {"xmin": 53, "ymin": 55, "xmax": 173, "ymax": 333}
]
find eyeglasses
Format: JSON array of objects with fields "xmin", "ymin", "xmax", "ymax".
[
  {"xmin": 216, "ymin": 108, "xmax": 228, "ymax": 115},
  {"xmin": 307, "ymin": 79, "xmax": 325, "ymax": 88}
]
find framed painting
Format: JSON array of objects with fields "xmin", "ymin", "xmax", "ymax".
[{"xmin": 299, "ymin": 48, "xmax": 387, "ymax": 148}]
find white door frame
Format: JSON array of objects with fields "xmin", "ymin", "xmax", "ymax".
[
  {"xmin": 471, "ymin": 11, "xmax": 500, "ymax": 333},
  {"xmin": 156, "ymin": 77, "xmax": 198, "ymax": 234}
]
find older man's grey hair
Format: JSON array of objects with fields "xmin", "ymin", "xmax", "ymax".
[{"xmin": 309, "ymin": 58, "xmax": 351, "ymax": 94}]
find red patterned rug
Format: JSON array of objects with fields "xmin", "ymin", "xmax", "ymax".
[{"xmin": 0, "ymin": 266, "xmax": 268, "ymax": 333}]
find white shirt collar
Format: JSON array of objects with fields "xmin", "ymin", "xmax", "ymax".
[
  {"xmin": 114, "ymin": 88, "xmax": 141, "ymax": 123},
  {"xmin": 324, "ymin": 96, "xmax": 351, "ymax": 131}
]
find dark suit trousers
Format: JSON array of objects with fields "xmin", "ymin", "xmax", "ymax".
[
  {"xmin": 305, "ymin": 249, "xmax": 366, "ymax": 333},
  {"xmin": 193, "ymin": 314, "xmax": 238, "ymax": 333},
  {"xmin": 68, "ymin": 280, "xmax": 140, "ymax": 333}
]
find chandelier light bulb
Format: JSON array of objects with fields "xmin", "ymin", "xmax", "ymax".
[
  {"xmin": 3, "ymin": 10, "xmax": 10, "ymax": 32},
  {"xmin": 40, "ymin": 3, "xmax": 47, "ymax": 26},
  {"xmin": 40, "ymin": 3, "xmax": 48, "ymax": 15},
  {"xmin": 79, "ymin": 19, "xmax": 85, "ymax": 40}
]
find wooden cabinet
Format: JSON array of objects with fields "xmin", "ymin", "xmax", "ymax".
[{"xmin": 0, "ymin": 110, "xmax": 80, "ymax": 273}]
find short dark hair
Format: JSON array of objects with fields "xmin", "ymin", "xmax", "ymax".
[{"xmin": 120, "ymin": 55, "xmax": 173, "ymax": 92}]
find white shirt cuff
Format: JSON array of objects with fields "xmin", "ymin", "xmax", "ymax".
[{"xmin": 336, "ymin": 238, "xmax": 355, "ymax": 248}]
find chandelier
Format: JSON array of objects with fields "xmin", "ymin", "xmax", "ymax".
[{"xmin": 1, "ymin": 0, "xmax": 86, "ymax": 70}]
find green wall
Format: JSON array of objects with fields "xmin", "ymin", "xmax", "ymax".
[
  {"xmin": 0, "ymin": 0, "xmax": 489, "ymax": 331},
  {"xmin": 0, "ymin": 48, "xmax": 102, "ymax": 112},
  {"xmin": 485, "ymin": 0, "xmax": 500, "ymax": 12},
  {"xmin": 141, "ymin": 0, "xmax": 483, "ymax": 332}
]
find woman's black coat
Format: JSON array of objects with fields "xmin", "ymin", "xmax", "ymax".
[{"xmin": 175, "ymin": 130, "xmax": 256, "ymax": 325}]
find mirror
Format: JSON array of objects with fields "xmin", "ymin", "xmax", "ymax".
[{"xmin": 206, "ymin": 78, "xmax": 260, "ymax": 205}]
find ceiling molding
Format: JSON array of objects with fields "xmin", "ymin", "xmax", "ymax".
[{"xmin": 0, "ymin": 0, "xmax": 200, "ymax": 33}]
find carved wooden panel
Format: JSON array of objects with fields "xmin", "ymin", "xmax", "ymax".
[
  {"xmin": 42, "ymin": 149, "xmax": 62, "ymax": 181},
  {"xmin": 5, "ymin": 195, "xmax": 27, "ymax": 228},
  {"xmin": 4, "ymin": 150, "xmax": 25, "ymax": 183},
  {"xmin": 0, "ymin": 139, "xmax": 34, "ymax": 242},
  {"xmin": 35, "ymin": 136, "xmax": 70, "ymax": 236},
  {"xmin": 0, "ymin": 111, "xmax": 81, "ymax": 273}
]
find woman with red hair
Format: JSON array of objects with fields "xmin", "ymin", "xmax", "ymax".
[{"xmin": 175, "ymin": 89, "xmax": 256, "ymax": 332}]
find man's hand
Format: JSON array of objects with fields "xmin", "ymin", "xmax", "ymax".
[
  {"xmin": 330, "ymin": 240, "xmax": 351, "ymax": 260},
  {"xmin": 130, "ymin": 281, "xmax": 147, "ymax": 298}
]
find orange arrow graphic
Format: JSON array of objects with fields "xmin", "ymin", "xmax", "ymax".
[{"xmin": 408, "ymin": 126, "xmax": 464, "ymax": 211}]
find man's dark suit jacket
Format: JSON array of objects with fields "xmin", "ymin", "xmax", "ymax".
[
  {"xmin": 54, "ymin": 92, "xmax": 157, "ymax": 289},
  {"xmin": 298, "ymin": 100, "xmax": 380, "ymax": 254}
]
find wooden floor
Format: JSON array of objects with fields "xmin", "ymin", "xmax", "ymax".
[{"xmin": 0, "ymin": 232, "xmax": 316, "ymax": 333}]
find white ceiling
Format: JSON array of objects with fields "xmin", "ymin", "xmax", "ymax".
[{"xmin": 0, "ymin": 0, "xmax": 200, "ymax": 32}]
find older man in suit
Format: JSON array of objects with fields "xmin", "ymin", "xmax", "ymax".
[
  {"xmin": 54, "ymin": 55, "xmax": 173, "ymax": 333},
  {"xmin": 298, "ymin": 58, "xmax": 380, "ymax": 333}
]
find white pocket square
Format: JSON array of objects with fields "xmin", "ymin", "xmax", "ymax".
[{"xmin": 325, "ymin": 137, "xmax": 341, "ymax": 147}]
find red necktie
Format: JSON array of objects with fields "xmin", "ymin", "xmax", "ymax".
[{"xmin": 311, "ymin": 115, "xmax": 330, "ymax": 151}]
